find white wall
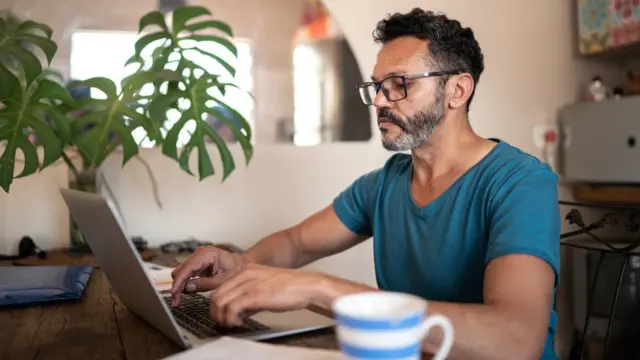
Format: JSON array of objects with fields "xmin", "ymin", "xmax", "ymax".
[{"xmin": 0, "ymin": 1, "xmax": 631, "ymax": 356}]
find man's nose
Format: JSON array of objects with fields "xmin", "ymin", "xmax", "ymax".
[{"xmin": 372, "ymin": 88, "xmax": 392, "ymax": 109}]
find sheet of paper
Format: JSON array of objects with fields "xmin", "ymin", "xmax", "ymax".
[
  {"xmin": 143, "ymin": 262, "xmax": 174, "ymax": 291},
  {"xmin": 161, "ymin": 337, "xmax": 347, "ymax": 360}
]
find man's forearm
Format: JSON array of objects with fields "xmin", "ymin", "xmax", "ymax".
[
  {"xmin": 420, "ymin": 301, "xmax": 546, "ymax": 360},
  {"xmin": 313, "ymin": 276, "xmax": 546, "ymax": 360},
  {"xmin": 242, "ymin": 229, "xmax": 304, "ymax": 268},
  {"xmin": 310, "ymin": 273, "xmax": 379, "ymax": 310}
]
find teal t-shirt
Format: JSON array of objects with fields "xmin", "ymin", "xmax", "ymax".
[{"xmin": 332, "ymin": 139, "xmax": 560, "ymax": 360}]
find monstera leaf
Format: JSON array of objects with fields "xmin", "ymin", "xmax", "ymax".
[
  {"xmin": 128, "ymin": 5, "xmax": 253, "ymax": 181},
  {"xmin": 69, "ymin": 73, "xmax": 172, "ymax": 169},
  {"xmin": 0, "ymin": 63, "xmax": 74, "ymax": 192},
  {"xmin": 0, "ymin": 15, "xmax": 57, "ymax": 86},
  {"xmin": 0, "ymin": 15, "xmax": 72, "ymax": 192},
  {"xmin": 154, "ymin": 73, "xmax": 253, "ymax": 180}
]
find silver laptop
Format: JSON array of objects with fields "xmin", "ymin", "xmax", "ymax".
[{"xmin": 59, "ymin": 188, "xmax": 334, "ymax": 349}]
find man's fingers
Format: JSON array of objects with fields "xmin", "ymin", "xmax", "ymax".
[
  {"xmin": 170, "ymin": 257, "xmax": 218, "ymax": 307},
  {"xmin": 183, "ymin": 273, "xmax": 230, "ymax": 293},
  {"xmin": 211, "ymin": 273, "xmax": 265, "ymax": 326},
  {"xmin": 171, "ymin": 256, "xmax": 214, "ymax": 295},
  {"xmin": 225, "ymin": 296, "xmax": 258, "ymax": 326},
  {"xmin": 211, "ymin": 281, "xmax": 258, "ymax": 326},
  {"xmin": 213, "ymin": 267, "xmax": 257, "ymax": 298}
]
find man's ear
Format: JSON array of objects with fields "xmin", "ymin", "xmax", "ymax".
[{"xmin": 447, "ymin": 74, "xmax": 475, "ymax": 110}]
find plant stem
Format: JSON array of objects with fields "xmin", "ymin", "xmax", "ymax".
[
  {"xmin": 133, "ymin": 154, "xmax": 163, "ymax": 209},
  {"xmin": 61, "ymin": 151, "xmax": 81, "ymax": 183}
]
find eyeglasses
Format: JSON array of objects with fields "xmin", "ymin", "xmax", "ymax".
[{"xmin": 357, "ymin": 70, "xmax": 463, "ymax": 105}]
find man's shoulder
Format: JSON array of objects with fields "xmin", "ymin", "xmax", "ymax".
[
  {"xmin": 482, "ymin": 140, "xmax": 559, "ymax": 207},
  {"xmin": 488, "ymin": 140, "xmax": 558, "ymax": 185}
]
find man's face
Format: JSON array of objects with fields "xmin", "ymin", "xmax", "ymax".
[{"xmin": 371, "ymin": 37, "xmax": 446, "ymax": 151}]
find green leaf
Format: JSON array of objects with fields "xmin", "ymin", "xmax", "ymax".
[
  {"xmin": 112, "ymin": 120, "xmax": 139, "ymax": 165},
  {"xmin": 204, "ymin": 105, "xmax": 252, "ymax": 166},
  {"xmin": 211, "ymin": 96, "xmax": 253, "ymax": 143},
  {"xmin": 196, "ymin": 140, "xmax": 214, "ymax": 180},
  {"xmin": 171, "ymin": 6, "xmax": 211, "ymax": 35},
  {"xmin": 149, "ymin": 45, "xmax": 174, "ymax": 71},
  {"xmin": 28, "ymin": 114, "xmax": 61, "ymax": 169},
  {"xmin": 184, "ymin": 20, "xmax": 233, "ymax": 37},
  {"xmin": 0, "ymin": 17, "xmax": 87, "ymax": 191},
  {"xmin": 72, "ymin": 103, "xmax": 158, "ymax": 168},
  {"xmin": 120, "ymin": 107, "xmax": 162, "ymax": 143},
  {"xmin": 14, "ymin": 33, "xmax": 57, "ymax": 63},
  {"xmin": 77, "ymin": 77, "xmax": 118, "ymax": 99},
  {"xmin": 0, "ymin": 63, "xmax": 22, "ymax": 103},
  {"xmin": 191, "ymin": 47, "xmax": 236, "ymax": 77},
  {"xmin": 157, "ymin": 76, "xmax": 251, "ymax": 182},
  {"xmin": 177, "ymin": 131, "xmax": 198, "ymax": 175},
  {"xmin": 36, "ymin": 103, "xmax": 72, "ymax": 144},
  {"xmin": 138, "ymin": 11, "xmax": 168, "ymax": 33},
  {"xmin": 8, "ymin": 45, "xmax": 41, "ymax": 86},
  {"xmin": 70, "ymin": 109, "xmax": 103, "ymax": 132},
  {"xmin": 41, "ymin": 67, "xmax": 64, "ymax": 83},
  {"xmin": 0, "ymin": 142, "xmax": 17, "ymax": 192},
  {"xmin": 121, "ymin": 69, "xmax": 181, "ymax": 97},
  {"xmin": 0, "ymin": 17, "xmax": 56, "ymax": 90},
  {"xmin": 16, "ymin": 20, "xmax": 53, "ymax": 38},
  {"xmin": 186, "ymin": 34, "xmax": 238, "ymax": 58},
  {"xmin": 34, "ymin": 79, "xmax": 75, "ymax": 105},
  {"xmin": 12, "ymin": 133, "xmax": 39, "ymax": 179},
  {"xmin": 162, "ymin": 111, "xmax": 190, "ymax": 160},
  {"xmin": 124, "ymin": 53, "xmax": 141, "ymax": 67},
  {"xmin": 200, "ymin": 121, "xmax": 234, "ymax": 180},
  {"xmin": 134, "ymin": 31, "xmax": 168, "ymax": 57},
  {"xmin": 148, "ymin": 90, "xmax": 181, "ymax": 123},
  {"xmin": 0, "ymin": 67, "xmax": 70, "ymax": 191}
]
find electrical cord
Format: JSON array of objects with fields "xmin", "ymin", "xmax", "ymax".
[
  {"xmin": 0, "ymin": 236, "xmax": 47, "ymax": 261},
  {"xmin": 564, "ymin": 209, "xmax": 640, "ymax": 253}
]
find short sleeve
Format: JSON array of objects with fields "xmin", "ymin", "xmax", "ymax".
[
  {"xmin": 486, "ymin": 166, "xmax": 561, "ymax": 286},
  {"xmin": 332, "ymin": 169, "xmax": 382, "ymax": 237}
]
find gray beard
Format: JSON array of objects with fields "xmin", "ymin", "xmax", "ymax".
[{"xmin": 381, "ymin": 91, "xmax": 445, "ymax": 152}]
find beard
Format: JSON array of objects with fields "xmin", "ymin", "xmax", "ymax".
[{"xmin": 378, "ymin": 90, "xmax": 446, "ymax": 151}]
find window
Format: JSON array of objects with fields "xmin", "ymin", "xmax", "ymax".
[
  {"xmin": 292, "ymin": 44, "xmax": 323, "ymax": 147},
  {"xmin": 70, "ymin": 29, "xmax": 254, "ymax": 147}
]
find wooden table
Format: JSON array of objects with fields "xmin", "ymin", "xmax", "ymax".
[{"xmin": 0, "ymin": 249, "xmax": 339, "ymax": 360}]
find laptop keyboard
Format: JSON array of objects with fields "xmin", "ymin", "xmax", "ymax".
[{"xmin": 162, "ymin": 293, "xmax": 270, "ymax": 338}]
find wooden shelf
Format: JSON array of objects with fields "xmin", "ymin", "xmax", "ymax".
[{"xmin": 572, "ymin": 185, "xmax": 640, "ymax": 205}]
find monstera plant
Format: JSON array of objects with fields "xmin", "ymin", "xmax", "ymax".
[{"xmin": 0, "ymin": 6, "xmax": 253, "ymax": 247}]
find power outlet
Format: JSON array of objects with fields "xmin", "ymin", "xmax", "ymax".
[{"xmin": 532, "ymin": 124, "xmax": 558, "ymax": 150}]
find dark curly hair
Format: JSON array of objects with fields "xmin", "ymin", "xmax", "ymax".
[{"xmin": 373, "ymin": 8, "xmax": 484, "ymax": 111}]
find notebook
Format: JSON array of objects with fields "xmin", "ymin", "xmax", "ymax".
[{"xmin": 0, "ymin": 265, "xmax": 93, "ymax": 307}]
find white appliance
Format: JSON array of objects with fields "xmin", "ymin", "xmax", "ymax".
[{"xmin": 558, "ymin": 96, "xmax": 640, "ymax": 184}]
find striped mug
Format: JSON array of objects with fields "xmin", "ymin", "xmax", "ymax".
[{"xmin": 332, "ymin": 292, "xmax": 454, "ymax": 360}]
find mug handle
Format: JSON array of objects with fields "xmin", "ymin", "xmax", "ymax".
[{"xmin": 419, "ymin": 314, "xmax": 454, "ymax": 360}]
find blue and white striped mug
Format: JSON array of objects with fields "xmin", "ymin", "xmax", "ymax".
[{"xmin": 332, "ymin": 292, "xmax": 454, "ymax": 360}]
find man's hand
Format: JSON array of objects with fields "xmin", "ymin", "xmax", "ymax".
[
  {"xmin": 170, "ymin": 246, "xmax": 248, "ymax": 307},
  {"xmin": 209, "ymin": 263, "xmax": 327, "ymax": 326}
]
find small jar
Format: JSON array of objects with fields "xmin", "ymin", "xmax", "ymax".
[{"xmin": 588, "ymin": 76, "xmax": 608, "ymax": 101}]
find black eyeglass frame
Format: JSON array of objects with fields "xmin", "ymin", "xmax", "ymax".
[{"xmin": 357, "ymin": 69, "xmax": 463, "ymax": 105}]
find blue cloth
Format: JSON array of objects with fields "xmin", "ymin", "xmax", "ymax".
[
  {"xmin": 0, "ymin": 265, "xmax": 93, "ymax": 307},
  {"xmin": 332, "ymin": 139, "xmax": 560, "ymax": 360}
]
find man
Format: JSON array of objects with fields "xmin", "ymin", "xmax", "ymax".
[{"xmin": 171, "ymin": 8, "xmax": 560, "ymax": 360}]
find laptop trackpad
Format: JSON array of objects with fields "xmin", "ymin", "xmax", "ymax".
[{"xmin": 252, "ymin": 309, "xmax": 334, "ymax": 332}]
